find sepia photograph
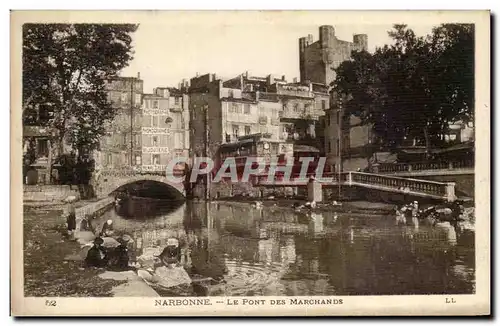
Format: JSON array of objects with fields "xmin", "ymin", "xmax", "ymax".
[{"xmin": 10, "ymin": 10, "xmax": 490, "ymax": 316}]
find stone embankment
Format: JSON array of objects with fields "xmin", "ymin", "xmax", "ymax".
[
  {"xmin": 23, "ymin": 185, "xmax": 80, "ymax": 202},
  {"xmin": 74, "ymin": 197, "xmax": 114, "ymax": 229}
]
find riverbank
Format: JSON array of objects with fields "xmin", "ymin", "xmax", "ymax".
[
  {"xmin": 23, "ymin": 204, "xmax": 125, "ymax": 297},
  {"xmin": 211, "ymin": 198, "xmax": 397, "ymax": 215}
]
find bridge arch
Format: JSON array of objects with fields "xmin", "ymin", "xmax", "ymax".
[{"xmin": 95, "ymin": 173, "xmax": 186, "ymax": 199}]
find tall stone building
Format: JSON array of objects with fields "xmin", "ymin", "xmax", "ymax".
[
  {"xmin": 299, "ymin": 26, "xmax": 373, "ymax": 171},
  {"xmin": 97, "ymin": 74, "xmax": 143, "ymax": 172},
  {"xmin": 299, "ymin": 25, "xmax": 368, "ymax": 85}
]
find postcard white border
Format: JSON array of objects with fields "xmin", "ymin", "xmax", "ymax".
[{"xmin": 10, "ymin": 10, "xmax": 490, "ymax": 316}]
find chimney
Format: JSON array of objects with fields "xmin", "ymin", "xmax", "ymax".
[
  {"xmin": 307, "ymin": 34, "xmax": 313, "ymax": 45},
  {"xmin": 245, "ymin": 71, "xmax": 249, "ymax": 78},
  {"xmin": 282, "ymin": 75, "xmax": 286, "ymax": 81},
  {"xmin": 196, "ymin": 72, "xmax": 199, "ymax": 77},
  {"xmin": 293, "ymin": 77, "xmax": 298, "ymax": 83},
  {"xmin": 266, "ymin": 74, "xmax": 275, "ymax": 86},
  {"xmin": 137, "ymin": 72, "xmax": 141, "ymax": 79}
]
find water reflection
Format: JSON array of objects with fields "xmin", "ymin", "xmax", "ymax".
[{"xmin": 98, "ymin": 199, "xmax": 475, "ymax": 296}]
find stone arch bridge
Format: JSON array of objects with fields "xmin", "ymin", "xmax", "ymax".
[{"xmin": 93, "ymin": 170, "xmax": 186, "ymax": 198}]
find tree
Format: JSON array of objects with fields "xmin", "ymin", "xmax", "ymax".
[
  {"xmin": 333, "ymin": 24, "xmax": 474, "ymax": 153},
  {"xmin": 23, "ymin": 23, "xmax": 138, "ymax": 180}
]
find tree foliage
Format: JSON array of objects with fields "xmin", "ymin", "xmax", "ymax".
[
  {"xmin": 333, "ymin": 24, "xmax": 474, "ymax": 150},
  {"xmin": 23, "ymin": 23, "xmax": 138, "ymax": 155}
]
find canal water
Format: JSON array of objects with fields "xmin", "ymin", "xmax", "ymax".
[{"xmin": 98, "ymin": 199, "xmax": 475, "ymax": 296}]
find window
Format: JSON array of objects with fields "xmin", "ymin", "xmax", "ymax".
[
  {"xmin": 328, "ymin": 141, "xmax": 331, "ymax": 153},
  {"xmin": 243, "ymin": 104, "xmax": 251, "ymax": 114},
  {"xmin": 123, "ymin": 133, "xmax": 128, "ymax": 146},
  {"xmin": 175, "ymin": 97, "xmax": 180, "ymax": 105},
  {"xmin": 174, "ymin": 132, "xmax": 184, "ymax": 149},
  {"xmin": 322, "ymin": 100, "xmax": 326, "ymax": 110},
  {"xmin": 293, "ymin": 103, "xmax": 300, "ymax": 112},
  {"xmin": 152, "ymin": 136, "xmax": 158, "ymax": 147},
  {"xmin": 244, "ymin": 126, "xmax": 251, "ymax": 135},
  {"xmin": 106, "ymin": 153, "xmax": 112, "ymax": 166},
  {"xmin": 153, "ymin": 100, "xmax": 159, "ymax": 109},
  {"xmin": 230, "ymin": 102, "xmax": 241, "ymax": 114},
  {"xmin": 121, "ymin": 93, "xmax": 128, "ymax": 103},
  {"xmin": 152, "ymin": 116, "xmax": 159, "ymax": 127},
  {"xmin": 135, "ymin": 94, "xmax": 142, "ymax": 106},
  {"xmin": 38, "ymin": 105, "xmax": 53, "ymax": 122},
  {"xmin": 135, "ymin": 155, "xmax": 141, "ymax": 166},
  {"xmin": 228, "ymin": 89, "xmax": 234, "ymax": 98},
  {"xmin": 336, "ymin": 111, "xmax": 340, "ymax": 125},
  {"xmin": 232, "ymin": 125, "xmax": 240, "ymax": 139},
  {"xmin": 343, "ymin": 134, "xmax": 350, "ymax": 150},
  {"xmin": 145, "ymin": 99, "xmax": 150, "ymax": 109},
  {"xmin": 37, "ymin": 139, "xmax": 49, "ymax": 157},
  {"xmin": 134, "ymin": 134, "xmax": 141, "ymax": 146},
  {"xmin": 152, "ymin": 154, "xmax": 161, "ymax": 165},
  {"xmin": 336, "ymin": 139, "xmax": 340, "ymax": 156}
]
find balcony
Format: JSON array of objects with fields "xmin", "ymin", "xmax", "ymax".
[
  {"xmin": 280, "ymin": 108, "xmax": 323, "ymax": 121},
  {"xmin": 258, "ymin": 92, "xmax": 279, "ymax": 102},
  {"xmin": 311, "ymin": 83, "xmax": 329, "ymax": 94},
  {"xmin": 276, "ymin": 85, "xmax": 314, "ymax": 98},
  {"xmin": 242, "ymin": 92, "xmax": 257, "ymax": 101},
  {"xmin": 169, "ymin": 106, "xmax": 183, "ymax": 113},
  {"xmin": 23, "ymin": 126, "xmax": 58, "ymax": 137}
]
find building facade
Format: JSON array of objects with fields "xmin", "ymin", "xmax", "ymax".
[
  {"xmin": 140, "ymin": 87, "xmax": 190, "ymax": 173},
  {"xmin": 299, "ymin": 26, "xmax": 372, "ymax": 171},
  {"xmin": 97, "ymin": 74, "xmax": 144, "ymax": 171},
  {"xmin": 324, "ymin": 102, "xmax": 375, "ymax": 172},
  {"xmin": 189, "ymin": 72, "xmax": 330, "ymax": 160}
]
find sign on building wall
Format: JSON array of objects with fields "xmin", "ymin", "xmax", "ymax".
[
  {"xmin": 142, "ymin": 147, "xmax": 170, "ymax": 154},
  {"xmin": 143, "ymin": 109, "xmax": 169, "ymax": 115},
  {"xmin": 142, "ymin": 127, "xmax": 170, "ymax": 134},
  {"xmin": 140, "ymin": 165, "xmax": 167, "ymax": 172}
]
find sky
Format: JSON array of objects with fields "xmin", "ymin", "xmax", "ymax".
[{"xmin": 119, "ymin": 13, "xmax": 438, "ymax": 93}]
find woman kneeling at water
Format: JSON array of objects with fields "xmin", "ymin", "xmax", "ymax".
[
  {"xmin": 156, "ymin": 238, "xmax": 181, "ymax": 268},
  {"xmin": 108, "ymin": 235, "xmax": 133, "ymax": 271},
  {"xmin": 100, "ymin": 220, "xmax": 115, "ymax": 237},
  {"xmin": 85, "ymin": 237, "xmax": 108, "ymax": 268}
]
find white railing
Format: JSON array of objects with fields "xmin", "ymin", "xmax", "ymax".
[
  {"xmin": 348, "ymin": 172, "xmax": 455, "ymax": 201},
  {"xmin": 254, "ymin": 170, "xmax": 456, "ymax": 201},
  {"xmin": 376, "ymin": 160, "xmax": 474, "ymax": 173}
]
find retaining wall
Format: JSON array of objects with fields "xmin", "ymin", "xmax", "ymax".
[
  {"xmin": 75, "ymin": 197, "xmax": 115, "ymax": 231},
  {"xmin": 24, "ymin": 185, "xmax": 80, "ymax": 202}
]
